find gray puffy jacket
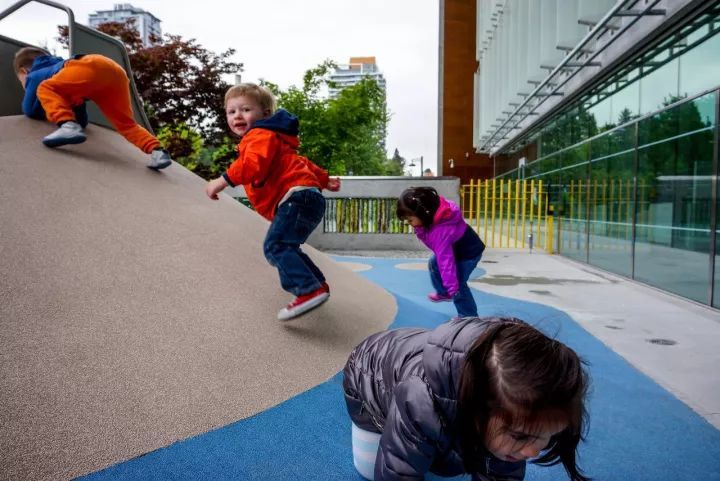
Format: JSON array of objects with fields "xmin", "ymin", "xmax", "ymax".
[{"xmin": 343, "ymin": 317, "xmax": 526, "ymax": 481}]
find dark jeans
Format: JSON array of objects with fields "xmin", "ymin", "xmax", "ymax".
[
  {"xmin": 263, "ymin": 189, "xmax": 326, "ymax": 297},
  {"xmin": 428, "ymin": 254, "xmax": 481, "ymax": 317}
]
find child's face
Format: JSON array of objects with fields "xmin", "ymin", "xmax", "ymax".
[
  {"xmin": 484, "ymin": 415, "xmax": 567, "ymax": 463},
  {"xmin": 226, "ymin": 95, "xmax": 270, "ymax": 137},
  {"xmin": 404, "ymin": 215, "xmax": 423, "ymax": 227},
  {"xmin": 16, "ymin": 69, "xmax": 27, "ymax": 89}
]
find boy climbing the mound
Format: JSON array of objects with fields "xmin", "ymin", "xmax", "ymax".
[
  {"xmin": 205, "ymin": 83, "xmax": 340, "ymax": 320},
  {"xmin": 14, "ymin": 47, "xmax": 172, "ymax": 170}
]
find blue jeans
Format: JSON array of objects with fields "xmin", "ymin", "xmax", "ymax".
[
  {"xmin": 263, "ymin": 189, "xmax": 326, "ymax": 296},
  {"xmin": 428, "ymin": 254, "xmax": 481, "ymax": 317}
]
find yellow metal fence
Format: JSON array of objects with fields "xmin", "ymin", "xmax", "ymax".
[{"xmin": 460, "ymin": 179, "xmax": 553, "ymax": 253}]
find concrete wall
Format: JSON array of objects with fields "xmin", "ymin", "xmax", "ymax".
[{"xmin": 228, "ymin": 176, "xmax": 461, "ymax": 251}]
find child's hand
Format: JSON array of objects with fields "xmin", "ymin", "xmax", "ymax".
[
  {"xmin": 327, "ymin": 177, "xmax": 341, "ymax": 192},
  {"xmin": 206, "ymin": 177, "xmax": 229, "ymax": 200}
]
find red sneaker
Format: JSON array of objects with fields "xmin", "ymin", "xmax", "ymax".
[
  {"xmin": 277, "ymin": 287, "xmax": 330, "ymax": 321},
  {"xmin": 428, "ymin": 292, "xmax": 453, "ymax": 302}
]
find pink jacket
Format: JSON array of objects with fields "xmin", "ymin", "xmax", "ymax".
[{"xmin": 414, "ymin": 197, "xmax": 483, "ymax": 295}]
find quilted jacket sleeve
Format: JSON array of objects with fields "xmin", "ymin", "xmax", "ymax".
[{"xmin": 374, "ymin": 377, "xmax": 441, "ymax": 481}]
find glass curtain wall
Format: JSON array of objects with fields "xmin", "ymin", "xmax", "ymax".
[
  {"xmin": 497, "ymin": 7, "xmax": 720, "ymax": 306},
  {"xmin": 634, "ymin": 94, "xmax": 715, "ymax": 302},
  {"xmin": 588, "ymin": 126, "xmax": 635, "ymax": 277}
]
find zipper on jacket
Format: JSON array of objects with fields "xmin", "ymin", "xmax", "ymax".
[{"xmin": 359, "ymin": 402, "xmax": 383, "ymax": 432}]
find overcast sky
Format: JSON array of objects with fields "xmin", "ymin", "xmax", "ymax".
[{"xmin": 0, "ymin": 0, "xmax": 439, "ymax": 175}]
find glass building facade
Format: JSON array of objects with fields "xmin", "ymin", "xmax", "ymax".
[{"xmin": 497, "ymin": 5, "xmax": 720, "ymax": 307}]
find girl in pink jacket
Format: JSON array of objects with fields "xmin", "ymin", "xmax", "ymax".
[{"xmin": 397, "ymin": 187, "xmax": 485, "ymax": 317}]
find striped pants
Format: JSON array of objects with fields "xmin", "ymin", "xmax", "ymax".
[{"xmin": 352, "ymin": 422, "xmax": 381, "ymax": 480}]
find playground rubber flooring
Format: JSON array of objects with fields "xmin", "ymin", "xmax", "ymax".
[{"xmin": 80, "ymin": 257, "xmax": 720, "ymax": 481}]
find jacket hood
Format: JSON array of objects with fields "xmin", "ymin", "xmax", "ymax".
[
  {"xmin": 433, "ymin": 196, "xmax": 463, "ymax": 225},
  {"xmin": 30, "ymin": 55, "xmax": 64, "ymax": 71},
  {"xmin": 251, "ymin": 108, "xmax": 299, "ymax": 136},
  {"xmin": 423, "ymin": 317, "xmax": 508, "ymax": 423}
]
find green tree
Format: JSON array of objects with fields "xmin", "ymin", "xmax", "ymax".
[
  {"xmin": 58, "ymin": 20, "xmax": 242, "ymax": 172},
  {"xmin": 265, "ymin": 61, "xmax": 389, "ymax": 176},
  {"xmin": 385, "ymin": 148, "xmax": 406, "ymax": 175},
  {"xmin": 326, "ymin": 78, "xmax": 388, "ymax": 175},
  {"xmin": 156, "ymin": 122, "xmax": 203, "ymax": 169},
  {"xmin": 617, "ymin": 107, "xmax": 635, "ymax": 125}
]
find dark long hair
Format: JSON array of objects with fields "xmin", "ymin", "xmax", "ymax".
[
  {"xmin": 456, "ymin": 318, "xmax": 590, "ymax": 481},
  {"xmin": 396, "ymin": 186, "xmax": 441, "ymax": 227}
]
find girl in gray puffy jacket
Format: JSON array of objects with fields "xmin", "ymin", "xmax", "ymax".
[{"xmin": 342, "ymin": 317, "xmax": 590, "ymax": 481}]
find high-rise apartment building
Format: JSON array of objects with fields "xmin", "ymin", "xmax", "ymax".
[
  {"xmin": 329, "ymin": 56, "xmax": 388, "ymax": 149},
  {"xmin": 88, "ymin": 4, "xmax": 161, "ymax": 47},
  {"xmin": 329, "ymin": 57, "xmax": 387, "ymax": 99}
]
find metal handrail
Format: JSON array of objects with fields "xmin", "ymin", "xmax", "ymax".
[
  {"xmin": 0, "ymin": 0, "xmax": 152, "ymax": 132},
  {"xmin": 479, "ymin": 0, "xmax": 665, "ymax": 153},
  {"xmin": 0, "ymin": 0, "xmax": 76, "ymax": 51}
]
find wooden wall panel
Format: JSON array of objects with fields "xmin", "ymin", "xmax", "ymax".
[{"xmin": 440, "ymin": 0, "xmax": 492, "ymax": 183}]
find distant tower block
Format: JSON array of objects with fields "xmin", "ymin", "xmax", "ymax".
[{"xmin": 88, "ymin": 3, "xmax": 162, "ymax": 47}]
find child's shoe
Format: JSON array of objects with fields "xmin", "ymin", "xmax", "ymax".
[
  {"xmin": 42, "ymin": 121, "xmax": 86, "ymax": 147},
  {"xmin": 278, "ymin": 287, "xmax": 330, "ymax": 321},
  {"xmin": 148, "ymin": 149, "xmax": 172, "ymax": 171},
  {"xmin": 428, "ymin": 292, "xmax": 453, "ymax": 302}
]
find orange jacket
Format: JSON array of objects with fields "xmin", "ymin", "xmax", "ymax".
[{"xmin": 222, "ymin": 111, "xmax": 329, "ymax": 220}]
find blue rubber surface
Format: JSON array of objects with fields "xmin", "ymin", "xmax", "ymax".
[{"xmin": 80, "ymin": 257, "xmax": 720, "ymax": 480}]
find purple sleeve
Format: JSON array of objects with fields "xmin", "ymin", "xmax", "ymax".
[{"xmin": 433, "ymin": 231, "xmax": 460, "ymax": 295}]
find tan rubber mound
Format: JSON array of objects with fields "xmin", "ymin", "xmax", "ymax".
[{"xmin": 0, "ymin": 116, "xmax": 395, "ymax": 481}]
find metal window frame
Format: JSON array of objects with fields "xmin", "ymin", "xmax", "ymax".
[
  {"xmin": 517, "ymin": 85, "xmax": 720, "ymax": 175},
  {"xmin": 709, "ymin": 89, "xmax": 719, "ymax": 306},
  {"xmin": 531, "ymin": 88, "xmax": 718, "ymax": 305},
  {"xmin": 479, "ymin": 0, "xmax": 668, "ymax": 152},
  {"xmin": 497, "ymin": 1, "xmax": 720, "ymax": 160}
]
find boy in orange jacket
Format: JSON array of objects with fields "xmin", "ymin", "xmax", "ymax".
[
  {"xmin": 205, "ymin": 83, "xmax": 340, "ymax": 320},
  {"xmin": 14, "ymin": 47, "xmax": 171, "ymax": 170}
]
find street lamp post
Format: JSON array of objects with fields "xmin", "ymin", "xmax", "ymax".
[{"xmin": 408, "ymin": 156, "xmax": 424, "ymax": 176}]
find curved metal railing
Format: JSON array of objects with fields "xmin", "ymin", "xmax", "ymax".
[{"xmin": 0, "ymin": 0, "xmax": 152, "ymax": 132}]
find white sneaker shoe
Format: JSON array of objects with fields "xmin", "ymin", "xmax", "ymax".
[
  {"xmin": 42, "ymin": 121, "xmax": 86, "ymax": 147},
  {"xmin": 148, "ymin": 149, "xmax": 172, "ymax": 171}
]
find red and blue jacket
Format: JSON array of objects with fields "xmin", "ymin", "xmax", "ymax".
[{"xmin": 222, "ymin": 109, "xmax": 329, "ymax": 220}]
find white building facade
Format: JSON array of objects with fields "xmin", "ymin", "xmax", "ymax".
[
  {"xmin": 329, "ymin": 57, "xmax": 387, "ymax": 99},
  {"xmin": 473, "ymin": 0, "xmax": 720, "ymax": 307},
  {"xmin": 88, "ymin": 3, "xmax": 161, "ymax": 47}
]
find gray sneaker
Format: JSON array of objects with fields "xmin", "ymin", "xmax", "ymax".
[
  {"xmin": 42, "ymin": 121, "xmax": 86, "ymax": 147},
  {"xmin": 148, "ymin": 149, "xmax": 172, "ymax": 171}
]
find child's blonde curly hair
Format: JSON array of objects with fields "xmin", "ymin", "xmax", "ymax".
[{"xmin": 224, "ymin": 83, "xmax": 276, "ymax": 113}]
